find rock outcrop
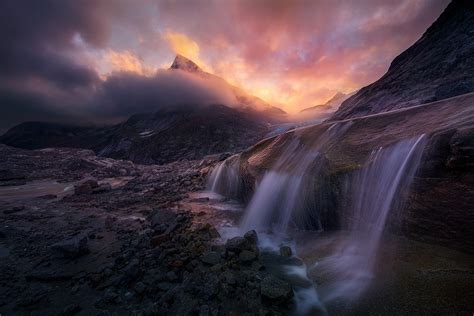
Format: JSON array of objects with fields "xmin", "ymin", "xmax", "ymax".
[
  {"xmin": 331, "ymin": 0, "xmax": 474, "ymax": 121},
  {"xmin": 231, "ymin": 93, "xmax": 474, "ymax": 253}
]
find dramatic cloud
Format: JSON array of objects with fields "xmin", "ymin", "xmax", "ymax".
[{"xmin": 0, "ymin": 0, "xmax": 450, "ymax": 132}]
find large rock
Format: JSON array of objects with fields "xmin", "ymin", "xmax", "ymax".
[
  {"xmin": 234, "ymin": 93, "xmax": 474, "ymax": 253},
  {"xmin": 225, "ymin": 237, "xmax": 250, "ymax": 253},
  {"xmin": 51, "ymin": 235, "xmax": 89, "ymax": 258},
  {"xmin": 260, "ymin": 275, "xmax": 293, "ymax": 302}
]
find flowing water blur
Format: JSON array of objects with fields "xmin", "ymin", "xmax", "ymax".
[
  {"xmin": 315, "ymin": 135, "xmax": 427, "ymax": 303},
  {"xmin": 207, "ymin": 154, "xmax": 240, "ymax": 198},
  {"xmin": 241, "ymin": 122, "xmax": 352, "ymax": 234},
  {"xmin": 206, "ymin": 128, "xmax": 428, "ymax": 314}
]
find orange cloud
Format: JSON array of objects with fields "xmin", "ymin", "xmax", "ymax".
[
  {"xmin": 163, "ymin": 31, "xmax": 210, "ymax": 71},
  {"xmin": 105, "ymin": 50, "xmax": 147, "ymax": 75}
]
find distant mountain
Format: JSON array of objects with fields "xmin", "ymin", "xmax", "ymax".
[
  {"xmin": 0, "ymin": 104, "xmax": 268, "ymax": 164},
  {"xmin": 0, "ymin": 55, "xmax": 285, "ymax": 164},
  {"xmin": 331, "ymin": 0, "xmax": 474, "ymax": 121},
  {"xmin": 170, "ymin": 55, "xmax": 287, "ymax": 122},
  {"xmin": 300, "ymin": 91, "xmax": 355, "ymax": 114}
]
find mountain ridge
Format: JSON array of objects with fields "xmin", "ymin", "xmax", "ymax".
[{"xmin": 330, "ymin": 0, "xmax": 474, "ymax": 121}]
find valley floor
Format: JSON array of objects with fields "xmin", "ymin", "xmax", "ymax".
[{"xmin": 0, "ymin": 144, "xmax": 473, "ymax": 315}]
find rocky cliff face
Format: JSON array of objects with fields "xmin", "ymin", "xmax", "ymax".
[
  {"xmin": 0, "ymin": 104, "xmax": 268, "ymax": 165},
  {"xmin": 230, "ymin": 93, "xmax": 474, "ymax": 253},
  {"xmin": 331, "ymin": 0, "xmax": 474, "ymax": 121}
]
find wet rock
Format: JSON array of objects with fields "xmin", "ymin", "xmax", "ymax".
[
  {"xmin": 51, "ymin": 235, "xmax": 89, "ymax": 258},
  {"xmin": 260, "ymin": 275, "xmax": 293, "ymax": 302},
  {"xmin": 225, "ymin": 237, "xmax": 250, "ymax": 253},
  {"xmin": 244, "ymin": 230, "xmax": 258, "ymax": 245},
  {"xmin": 279, "ymin": 246, "xmax": 292, "ymax": 257},
  {"xmin": 201, "ymin": 251, "xmax": 222, "ymax": 265}
]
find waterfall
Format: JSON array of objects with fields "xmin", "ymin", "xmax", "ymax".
[
  {"xmin": 206, "ymin": 154, "xmax": 240, "ymax": 197},
  {"xmin": 317, "ymin": 135, "xmax": 427, "ymax": 302},
  {"xmin": 240, "ymin": 122, "xmax": 352, "ymax": 234}
]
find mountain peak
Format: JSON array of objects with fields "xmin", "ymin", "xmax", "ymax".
[{"xmin": 170, "ymin": 54, "xmax": 202, "ymax": 72}]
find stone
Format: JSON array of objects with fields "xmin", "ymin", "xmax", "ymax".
[
  {"xmin": 239, "ymin": 250, "xmax": 257, "ymax": 263},
  {"xmin": 166, "ymin": 271, "xmax": 178, "ymax": 281},
  {"xmin": 200, "ymin": 251, "xmax": 221, "ymax": 265},
  {"xmin": 61, "ymin": 303, "xmax": 81, "ymax": 315},
  {"xmin": 244, "ymin": 230, "xmax": 258, "ymax": 245},
  {"xmin": 51, "ymin": 235, "xmax": 89, "ymax": 259},
  {"xmin": 92, "ymin": 182, "xmax": 112, "ymax": 194},
  {"xmin": 149, "ymin": 209, "xmax": 177, "ymax": 227},
  {"xmin": 134, "ymin": 281, "xmax": 146, "ymax": 294},
  {"xmin": 199, "ymin": 304, "xmax": 210, "ymax": 316},
  {"xmin": 3, "ymin": 205, "xmax": 25, "ymax": 214},
  {"xmin": 279, "ymin": 246, "xmax": 292, "ymax": 257},
  {"xmin": 151, "ymin": 233, "xmax": 170, "ymax": 247},
  {"xmin": 74, "ymin": 179, "xmax": 99, "ymax": 195},
  {"xmin": 260, "ymin": 275, "xmax": 293, "ymax": 301},
  {"xmin": 225, "ymin": 237, "xmax": 249, "ymax": 253}
]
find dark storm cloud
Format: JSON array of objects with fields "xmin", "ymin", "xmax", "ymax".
[
  {"xmin": 0, "ymin": 0, "xmax": 452, "ymax": 133},
  {"xmin": 0, "ymin": 0, "xmax": 236, "ymax": 133},
  {"xmin": 95, "ymin": 70, "xmax": 237, "ymax": 118},
  {"xmin": 0, "ymin": 0, "xmax": 107, "ymax": 88}
]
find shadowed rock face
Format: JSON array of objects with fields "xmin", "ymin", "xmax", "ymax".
[
  {"xmin": 0, "ymin": 104, "xmax": 268, "ymax": 165},
  {"xmin": 232, "ymin": 93, "xmax": 474, "ymax": 253},
  {"xmin": 331, "ymin": 0, "xmax": 474, "ymax": 121}
]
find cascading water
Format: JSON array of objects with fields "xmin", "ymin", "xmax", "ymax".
[
  {"xmin": 240, "ymin": 123, "xmax": 352, "ymax": 235},
  {"xmin": 206, "ymin": 154, "xmax": 240, "ymax": 198},
  {"xmin": 204, "ymin": 127, "xmax": 428, "ymax": 314},
  {"xmin": 315, "ymin": 135, "xmax": 427, "ymax": 303}
]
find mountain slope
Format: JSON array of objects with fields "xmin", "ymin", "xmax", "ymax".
[
  {"xmin": 170, "ymin": 55, "xmax": 287, "ymax": 122},
  {"xmin": 331, "ymin": 0, "xmax": 474, "ymax": 121},
  {"xmin": 0, "ymin": 104, "xmax": 268, "ymax": 164}
]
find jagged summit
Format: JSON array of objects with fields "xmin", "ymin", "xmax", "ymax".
[{"xmin": 170, "ymin": 54, "xmax": 202, "ymax": 72}]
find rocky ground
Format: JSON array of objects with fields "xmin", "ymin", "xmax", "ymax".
[{"xmin": 0, "ymin": 145, "xmax": 304, "ymax": 316}]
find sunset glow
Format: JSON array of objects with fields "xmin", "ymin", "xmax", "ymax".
[{"xmin": 0, "ymin": 0, "xmax": 451, "ymax": 130}]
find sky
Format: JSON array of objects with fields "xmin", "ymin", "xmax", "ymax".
[{"xmin": 0, "ymin": 0, "xmax": 450, "ymax": 132}]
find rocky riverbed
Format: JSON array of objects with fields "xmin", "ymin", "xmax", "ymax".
[{"xmin": 0, "ymin": 145, "xmax": 307, "ymax": 315}]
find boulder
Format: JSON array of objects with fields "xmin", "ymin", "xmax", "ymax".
[
  {"xmin": 244, "ymin": 230, "xmax": 258, "ymax": 246},
  {"xmin": 279, "ymin": 246, "xmax": 292, "ymax": 257},
  {"xmin": 74, "ymin": 179, "xmax": 99, "ymax": 195},
  {"xmin": 200, "ymin": 251, "xmax": 222, "ymax": 265},
  {"xmin": 225, "ymin": 237, "xmax": 250, "ymax": 253},
  {"xmin": 239, "ymin": 250, "xmax": 257, "ymax": 263},
  {"xmin": 51, "ymin": 235, "xmax": 89, "ymax": 258},
  {"xmin": 260, "ymin": 275, "xmax": 293, "ymax": 301}
]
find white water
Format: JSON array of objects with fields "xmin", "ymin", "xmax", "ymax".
[
  {"xmin": 316, "ymin": 135, "xmax": 427, "ymax": 303},
  {"xmin": 206, "ymin": 130, "xmax": 428, "ymax": 314},
  {"xmin": 206, "ymin": 155, "xmax": 240, "ymax": 198},
  {"xmin": 241, "ymin": 123, "xmax": 352, "ymax": 234}
]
